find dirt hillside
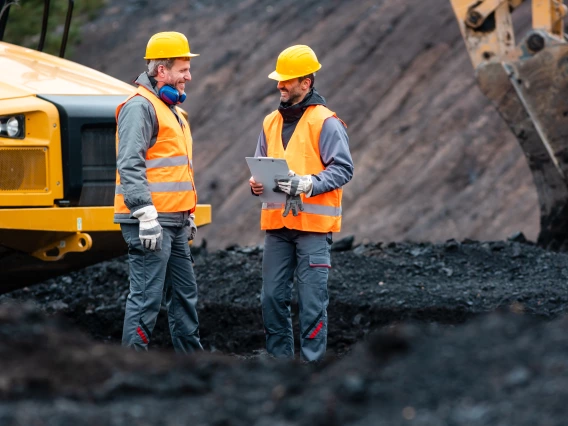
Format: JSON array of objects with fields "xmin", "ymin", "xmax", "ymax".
[{"xmin": 71, "ymin": 0, "xmax": 540, "ymax": 249}]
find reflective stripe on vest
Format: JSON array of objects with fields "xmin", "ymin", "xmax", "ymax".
[
  {"xmin": 260, "ymin": 105, "xmax": 343, "ymax": 233},
  {"xmin": 114, "ymin": 86, "xmax": 197, "ymax": 214},
  {"xmin": 262, "ymin": 202, "xmax": 341, "ymax": 217},
  {"xmin": 146, "ymin": 155, "xmax": 189, "ymax": 169},
  {"xmin": 116, "ymin": 181, "xmax": 194, "ymax": 194}
]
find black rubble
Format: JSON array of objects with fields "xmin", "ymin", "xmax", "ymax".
[{"xmin": 1, "ymin": 238, "xmax": 568, "ymax": 425}]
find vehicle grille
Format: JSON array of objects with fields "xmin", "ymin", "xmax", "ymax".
[
  {"xmin": 78, "ymin": 125, "xmax": 116, "ymax": 206},
  {"xmin": 0, "ymin": 147, "xmax": 47, "ymax": 192}
]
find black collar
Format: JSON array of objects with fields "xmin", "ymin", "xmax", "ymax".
[{"xmin": 278, "ymin": 88, "xmax": 326, "ymax": 123}]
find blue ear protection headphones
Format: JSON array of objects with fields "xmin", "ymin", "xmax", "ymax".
[{"xmin": 158, "ymin": 85, "xmax": 187, "ymax": 105}]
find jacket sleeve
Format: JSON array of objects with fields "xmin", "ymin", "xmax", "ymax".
[
  {"xmin": 254, "ymin": 129, "xmax": 268, "ymax": 157},
  {"xmin": 116, "ymin": 97, "xmax": 158, "ymax": 214},
  {"xmin": 311, "ymin": 117, "xmax": 354, "ymax": 196}
]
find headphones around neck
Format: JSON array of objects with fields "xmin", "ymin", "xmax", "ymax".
[{"xmin": 158, "ymin": 84, "xmax": 187, "ymax": 105}]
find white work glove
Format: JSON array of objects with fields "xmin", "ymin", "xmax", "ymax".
[
  {"xmin": 187, "ymin": 213, "xmax": 197, "ymax": 241},
  {"xmin": 277, "ymin": 170, "xmax": 313, "ymax": 197},
  {"xmin": 132, "ymin": 205, "xmax": 163, "ymax": 251}
]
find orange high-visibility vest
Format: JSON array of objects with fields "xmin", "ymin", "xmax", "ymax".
[
  {"xmin": 261, "ymin": 104, "xmax": 343, "ymax": 233},
  {"xmin": 114, "ymin": 86, "xmax": 197, "ymax": 214}
]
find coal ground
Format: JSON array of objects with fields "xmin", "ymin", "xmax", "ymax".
[{"xmin": 1, "ymin": 236, "xmax": 568, "ymax": 425}]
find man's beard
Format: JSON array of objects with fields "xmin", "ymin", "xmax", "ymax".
[
  {"xmin": 166, "ymin": 75, "xmax": 183, "ymax": 94},
  {"xmin": 281, "ymin": 89, "xmax": 302, "ymax": 106}
]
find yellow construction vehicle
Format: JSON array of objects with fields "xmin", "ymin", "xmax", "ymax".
[
  {"xmin": 450, "ymin": 0, "xmax": 568, "ymax": 250},
  {"xmin": 0, "ymin": 0, "xmax": 211, "ymax": 292}
]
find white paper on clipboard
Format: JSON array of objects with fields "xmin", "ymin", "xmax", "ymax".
[{"xmin": 246, "ymin": 157, "xmax": 290, "ymax": 204}]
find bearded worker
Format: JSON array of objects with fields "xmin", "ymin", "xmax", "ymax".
[{"xmin": 249, "ymin": 45, "xmax": 354, "ymax": 362}]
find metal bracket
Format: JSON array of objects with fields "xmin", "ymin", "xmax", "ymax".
[
  {"xmin": 466, "ymin": 0, "xmax": 506, "ymax": 29},
  {"xmin": 31, "ymin": 232, "xmax": 93, "ymax": 261}
]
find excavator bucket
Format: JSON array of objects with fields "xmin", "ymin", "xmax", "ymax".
[{"xmin": 451, "ymin": 0, "xmax": 568, "ymax": 250}]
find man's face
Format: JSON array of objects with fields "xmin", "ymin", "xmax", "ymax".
[
  {"xmin": 162, "ymin": 58, "xmax": 191, "ymax": 95},
  {"xmin": 277, "ymin": 78, "xmax": 309, "ymax": 105}
]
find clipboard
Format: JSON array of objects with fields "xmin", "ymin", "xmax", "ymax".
[{"xmin": 246, "ymin": 157, "xmax": 289, "ymax": 204}]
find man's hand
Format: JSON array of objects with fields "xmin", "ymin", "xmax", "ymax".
[
  {"xmin": 249, "ymin": 176, "xmax": 264, "ymax": 195},
  {"xmin": 277, "ymin": 172, "xmax": 313, "ymax": 197},
  {"xmin": 283, "ymin": 194, "xmax": 304, "ymax": 217},
  {"xmin": 132, "ymin": 205, "xmax": 163, "ymax": 251},
  {"xmin": 187, "ymin": 213, "xmax": 197, "ymax": 241}
]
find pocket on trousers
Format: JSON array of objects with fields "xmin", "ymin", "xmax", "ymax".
[
  {"xmin": 309, "ymin": 254, "xmax": 331, "ymax": 269},
  {"xmin": 121, "ymin": 224, "xmax": 137, "ymax": 250}
]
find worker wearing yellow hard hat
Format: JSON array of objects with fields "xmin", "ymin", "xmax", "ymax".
[
  {"xmin": 250, "ymin": 45, "xmax": 355, "ymax": 362},
  {"xmin": 115, "ymin": 32, "xmax": 203, "ymax": 354}
]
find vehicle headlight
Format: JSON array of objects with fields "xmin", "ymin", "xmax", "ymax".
[{"xmin": 0, "ymin": 115, "xmax": 25, "ymax": 138}]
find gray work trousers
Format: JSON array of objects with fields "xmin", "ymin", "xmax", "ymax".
[
  {"xmin": 120, "ymin": 223, "xmax": 202, "ymax": 354},
  {"xmin": 261, "ymin": 228, "xmax": 332, "ymax": 362}
]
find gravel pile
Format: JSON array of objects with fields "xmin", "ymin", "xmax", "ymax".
[{"xmin": 1, "ymin": 237, "xmax": 568, "ymax": 425}]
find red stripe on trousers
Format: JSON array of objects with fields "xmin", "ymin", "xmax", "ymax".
[
  {"xmin": 309, "ymin": 321, "xmax": 324, "ymax": 339},
  {"xmin": 310, "ymin": 264, "xmax": 331, "ymax": 268},
  {"xmin": 137, "ymin": 326, "xmax": 149, "ymax": 344}
]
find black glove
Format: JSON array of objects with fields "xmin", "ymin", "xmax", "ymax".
[
  {"xmin": 282, "ymin": 194, "xmax": 304, "ymax": 217},
  {"xmin": 272, "ymin": 174, "xmax": 289, "ymax": 193}
]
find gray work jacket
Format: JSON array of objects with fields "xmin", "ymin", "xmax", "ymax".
[{"xmin": 114, "ymin": 72, "xmax": 191, "ymax": 227}]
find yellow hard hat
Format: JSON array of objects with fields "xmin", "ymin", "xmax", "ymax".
[
  {"xmin": 144, "ymin": 32, "xmax": 199, "ymax": 60},
  {"xmin": 268, "ymin": 45, "xmax": 321, "ymax": 81}
]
